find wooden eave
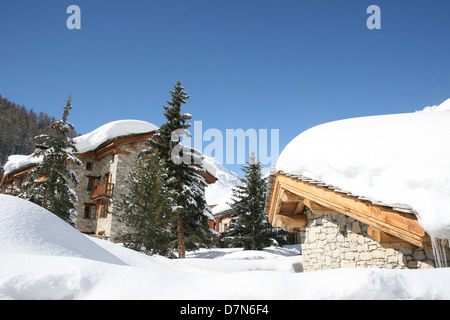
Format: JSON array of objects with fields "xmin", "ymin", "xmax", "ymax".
[
  {"xmin": 267, "ymin": 172, "xmax": 432, "ymax": 250},
  {"xmin": 1, "ymin": 131, "xmax": 218, "ymax": 187},
  {"xmin": 0, "ymin": 165, "xmax": 37, "ymax": 186},
  {"xmin": 75, "ymin": 131, "xmax": 155, "ymax": 160},
  {"xmin": 202, "ymin": 171, "xmax": 217, "ymax": 185},
  {"xmin": 0, "ymin": 132, "xmax": 156, "ymax": 185}
]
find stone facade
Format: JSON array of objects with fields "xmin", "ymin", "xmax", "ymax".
[
  {"xmin": 72, "ymin": 139, "xmax": 150, "ymax": 240},
  {"xmin": 300, "ymin": 207, "xmax": 449, "ymax": 272}
]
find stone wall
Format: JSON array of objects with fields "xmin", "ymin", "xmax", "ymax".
[
  {"xmin": 107, "ymin": 141, "xmax": 150, "ymax": 239},
  {"xmin": 300, "ymin": 207, "xmax": 449, "ymax": 271},
  {"xmin": 72, "ymin": 152, "xmax": 116, "ymax": 234},
  {"xmin": 73, "ymin": 139, "xmax": 151, "ymax": 239}
]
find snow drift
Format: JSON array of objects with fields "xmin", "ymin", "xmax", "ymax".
[
  {"xmin": 276, "ymin": 99, "xmax": 450, "ymax": 239},
  {"xmin": 0, "ymin": 194, "xmax": 123, "ymax": 264},
  {"xmin": 1, "ymin": 194, "xmax": 450, "ymax": 300}
]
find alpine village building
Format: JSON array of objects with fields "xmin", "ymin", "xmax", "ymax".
[
  {"xmin": 264, "ymin": 108, "xmax": 450, "ymax": 271},
  {"xmin": 0, "ymin": 120, "xmax": 216, "ymax": 241}
]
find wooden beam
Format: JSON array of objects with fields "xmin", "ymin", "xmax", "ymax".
[
  {"xmin": 113, "ymin": 149, "xmax": 131, "ymax": 156},
  {"xmin": 268, "ymin": 178, "xmax": 282, "ymax": 225},
  {"xmin": 368, "ymin": 226, "xmax": 417, "ymax": 249},
  {"xmin": 293, "ymin": 201, "xmax": 305, "ymax": 215},
  {"xmin": 275, "ymin": 214, "xmax": 308, "ymax": 229},
  {"xmin": 268, "ymin": 173, "xmax": 432, "ymax": 250},
  {"xmin": 281, "ymin": 189, "xmax": 304, "ymax": 202},
  {"xmin": 76, "ymin": 131, "xmax": 155, "ymax": 159},
  {"xmin": 304, "ymin": 199, "xmax": 341, "ymax": 215}
]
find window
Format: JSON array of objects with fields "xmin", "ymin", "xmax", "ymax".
[
  {"xmin": 84, "ymin": 205, "xmax": 90, "ymax": 218},
  {"xmin": 97, "ymin": 201, "xmax": 108, "ymax": 218},
  {"xmin": 87, "ymin": 176, "xmax": 100, "ymax": 192},
  {"xmin": 103, "ymin": 172, "xmax": 112, "ymax": 184},
  {"xmin": 83, "ymin": 203, "xmax": 96, "ymax": 219},
  {"xmin": 86, "ymin": 162, "xmax": 93, "ymax": 170},
  {"xmin": 87, "ymin": 178, "xmax": 94, "ymax": 191}
]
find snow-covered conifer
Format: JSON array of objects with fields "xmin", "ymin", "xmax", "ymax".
[
  {"xmin": 226, "ymin": 152, "xmax": 280, "ymax": 250},
  {"xmin": 18, "ymin": 96, "xmax": 81, "ymax": 226},
  {"xmin": 114, "ymin": 149, "xmax": 177, "ymax": 257},
  {"xmin": 149, "ymin": 81, "xmax": 211, "ymax": 258}
]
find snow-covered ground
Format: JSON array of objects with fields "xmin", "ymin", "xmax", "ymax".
[{"xmin": 1, "ymin": 194, "xmax": 450, "ymax": 300}]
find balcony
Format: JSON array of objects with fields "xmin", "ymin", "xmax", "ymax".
[
  {"xmin": 0, "ymin": 187, "xmax": 16, "ymax": 195},
  {"xmin": 91, "ymin": 182, "xmax": 114, "ymax": 200}
]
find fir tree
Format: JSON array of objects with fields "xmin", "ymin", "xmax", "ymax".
[
  {"xmin": 149, "ymin": 81, "xmax": 212, "ymax": 258},
  {"xmin": 18, "ymin": 96, "xmax": 81, "ymax": 226},
  {"xmin": 226, "ymin": 153, "xmax": 278, "ymax": 250},
  {"xmin": 114, "ymin": 149, "xmax": 177, "ymax": 257},
  {"xmin": 0, "ymin": 93, "xmax": 77, "ymax": 170}
]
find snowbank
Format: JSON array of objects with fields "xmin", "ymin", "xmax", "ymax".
[
  {"xmin": 1, "ymin": 195, "xmax": 450, "ymax": 300},
  {"xmin": 276, "ymin": 100, "xmax": 450, "ymax": 239},
  {"xmin": 0, "ymin": 195, "xmax": 124, "ymax": 264}
]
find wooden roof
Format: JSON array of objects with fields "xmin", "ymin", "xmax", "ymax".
[
  {"xmin": 265, "ymin": 170, "xmax": 432, "ymax": 250},
  {"xmin": 1, "ymin": 131, "xmax": 217, "ymax": 186}
]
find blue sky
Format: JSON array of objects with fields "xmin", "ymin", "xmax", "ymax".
[{"xmin": 1, "ymin": 0, "xmax": 449, "ymax": 175}]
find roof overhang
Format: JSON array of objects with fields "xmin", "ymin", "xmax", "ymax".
[
  {"xmin": 1, "ymin": 130, "xmax": 217, "ymax": 186},
  {"xmin": 266, "ymin": 171, "xmax": 432, "ymax": 250}
]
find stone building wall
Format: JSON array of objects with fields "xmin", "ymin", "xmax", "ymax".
[
  {"xmin": 300, "ymin": 207, "xmax": 449, "ymax": 272},
  {"xmin": 72, "ymin": 157, "xmax": 96, "ymax": 233},
  {"xmin": 73, "ymin": 139, "xmax": 151, "ymax": 239},
  {"xmin": 72, "ymin": 152, "xmax": 115, "ymax": 234},
  {"xmin": 108, "ymin": 140, "xmax": 150, "ymax": 239}
]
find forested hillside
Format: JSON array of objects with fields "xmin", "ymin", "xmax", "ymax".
[{"xmin": 0, "ymin": 94, "xmax": 77, "ymax": 172}]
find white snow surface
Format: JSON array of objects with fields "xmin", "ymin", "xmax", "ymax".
[
  {"xmin": 276, "ymin": 99, "xmax": 450, "ymax": 238},
  {"xmin": 419, "ymin": 98, "xmax": 450, "ymax": 112},
  {"xmin": 3, "ymin": 154, "xmax": 43, "ymax": 177},
  {"xmin": 203, "ymin": 155, "xmax": 241, "ymax": 211},
  {"xmin": 1, "ymin": 194, "xmax": 450, "ymax": 300},
  {"xmin": 73, "ymin": 119, "xmax": 158, "ymax": 153},
  {"xmin": 2, "ymin": 120, "xmax": 158, "ymax": 176}
]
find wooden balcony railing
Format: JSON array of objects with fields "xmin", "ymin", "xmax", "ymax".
[
  {"xmin": 91, "ymin": 182, "xmax": 114, "ymax": 199},
  {"xmin": 0, "ymin": 187, "xmax": 16, "ymax": 195}
]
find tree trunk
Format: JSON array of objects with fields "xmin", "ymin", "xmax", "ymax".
[{"xmin": 177, "ymin": 217, "xmax": 185, "ymax": 259}]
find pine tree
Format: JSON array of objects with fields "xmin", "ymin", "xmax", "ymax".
[
  {"xmin": 0, "ymin": 93, "xmax": 77, "ymax": 170},
  {"xmin": 114, "ymin": 149, "xmax": 177, "ymax": 257},
  {"xmin": 18, "ymin": 96, "xmax": 81, "ymax": 226},
  {"xmin": 149, "ymin": 81, "xmax": 212, "ymax": 258},
  {"xmin": 226, "ymin": 153, "xmax": 278, "ymax": 250}
]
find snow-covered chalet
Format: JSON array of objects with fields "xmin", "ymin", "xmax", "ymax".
[
  {"xmin": 265, "ymin": 99, "xmax": 450, "ymax": 271},
  {"xmin": 0, "ymin": 120, "xmax": 216, "ymax": 240}
]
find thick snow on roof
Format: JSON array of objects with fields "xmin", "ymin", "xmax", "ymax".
[
  {"xmin": 276, "ymin": 99, "xmax": 450, "ymax": 238},
  {"xmin": 211, "ymin": 192, "xmax": 236, "ymax": 215},
  {"xmin": 2, "ymin": 120, "xmax": 158, "ymax": 176},
  {"xmin": 3, "ymin": 154, "xmax": 43, "ymax": 177},
  {"xmin": 420, "ymin": 98, "xmax": 450, "ymax": 112},
  {"xmin": 74, "ymin": 119, "xmax": 158, "ymax": 153}
]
